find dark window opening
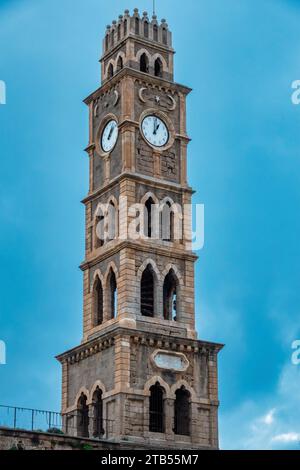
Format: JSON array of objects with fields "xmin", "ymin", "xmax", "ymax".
[
  {"xmin": 93, "ymin": 388, "xmax": 104, "ymax": 438},
  {"xmin": 124, "ymin": 19, "xmax": 128, "ymax": 36},
  {"xmin": 161, "ymin": 201, "xmax": 174, "ymax": 242},
  {"xmin": 163, "ymin": 270, "xmax": 177, "ymax": 321},
  {"xmin": 94, "ymin": 277, "xmax": 103, "ymax": 326},
  {"xmin": 108, "ymin": 270, "xmax": 117, "ymax": 319},
  {"xmin": 154, "ymin": 58, "xmax": 163, "ymax": 77},
  {"xmin": 149, "ymin": 383, "xmax": 165, "ymax": 433},
  {"xmin": 108, "ymin": 63, "xmax": 114, "ymax": 79},
  {"xmin": 153, "ymin": 24, "xmax": 158, "ymax": 41},
  {"xmin": 144, "ymin": 21, "xmax": 149, "ymax": 38},
  {"xmin": 77, "ymin": 394, "xmax": 89, "ymax": 438},
  {"xmin": 141, "ymin": 265, "xmax": 155, "ymax": 317},
  {"xmin": 140, "ymin": 53, "xmax": 149, "ymax": 73},
  {"xmin": 105, "ymin": 34, "xmax": 109, "ymax": 50},
  {"xmin": 117, "ymin": 56, "xmax": 123, "ymax": 72},
  {"xmin": 117, "ymin": 24, "xmax": 121, "ymax": 41},
  {"xmin": 111, "ymin": 30, "xmax": 114, "ymax": 47},
  {"xmin": 174, "ymin": 387, "xmax": 191, "ymax": 436},
  {"xmin": 162, "ymin": 27, "xmax": 168, "ymax": 45},
  {"xmin": 108, "ymin": 202, "xmax": 117, "ymax": 240},
  {"xmin": 135, "ymin": 17, "xmax": 140, "ymax": 35},
  {"xmin": 144, "ymin": 197, "xmax": 155, "ymax": 238}
]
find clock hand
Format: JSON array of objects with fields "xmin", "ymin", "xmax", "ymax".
[
  {"xmin": 108, "ymin": 123, "xmax": 114, "ymax": 140},
  {"xmin": 153, "ymin": 117, "xmax": 157, "ymax": 135}
]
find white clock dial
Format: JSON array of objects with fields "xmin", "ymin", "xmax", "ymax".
[
  {"xmin": 101, "ymin": 119, "xmax": 118, "ymax": 152},
  {"xmin": 142, "ymin": 115, "xmax": 169, "ymax": 148}
]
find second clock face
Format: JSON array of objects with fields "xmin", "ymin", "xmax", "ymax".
[
  {"xmin": 101, "ymin": 119, "xmax": 118, "ymax": 153},
  {"xmin": 142, "ymin": 115, "xmax": 169, "ymax": 148}
]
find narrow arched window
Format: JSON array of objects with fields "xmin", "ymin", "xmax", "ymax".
[
  {"xmin": 124, "ymin": 19, "xmax": 128, "ymax": 36},
  {"xmin": 94, "ymin": 277, "xmax": 103, "ymax": 326},
  {"xmin": 163, "ymin": 269, "xmax": 177, "ymax": 321},
  {"xmin": 108, "ymin": 269, "xmax": 117, "ymax": 319},
  {"xmin": 153, "ymin": 24, "xmax": 158, "ymax": 41},
  {"xmin": 144, "ymin": 197, "xmax": 155, "ymax": 237},
  {"xmin": 92, "ymin": 388, "xmax": 104, "ymax": 438},
  {"xmin": 141, "ymin": 264, "xmax": 155, "ymax": 317},
  {"xmin": 162, "ymin": 27, "xmax": 168, "ymax": 45},
  {"xmin": 174, "ymin": 387, "xmax": 191, "ymax": 436},
  {"xmin": 144, "ymin": 21, "xmax": 149, "ymax": 38},
  {"xmin": 154, "ymin": 58, "xmax": 163, "ymax": 77},
  {"xmin": 95, "ymin": 214, "xmax": 105, "ymax": 248},
  {"xmin": 117, "ymin": 56, "xmax": 123, "ymax": 72},
  {"xmin": 77, "ymin": 394, "xmax": 89, "ymax": 438},
  {"xmin": 111, "ymin": 30, "xmax": 114, "ymax": 47},
  {"xmin": 161, "ymin": 201, "xmax": 174, "ymax": 242},
  {"xmin": 117, "ymin": 24, "xmax": 121, "ymax": 41},
  {"xmin": 149, "ymin": 383, "xmax": 165, "ymax": 433},
  {"xmin": 135, "ymin": 17, "xmax": 140, "ymax": 35},
  {"xmin": 140, "ymin": 53, "xmax": 149, "ymax": 73},
  {"xmin": 105, "ymin": 34, "xmax": 109, "ymax": 51},
  {"xmin": 108, "ymin": 201, "xmax": 117, "ymax": 240},
  {"xmin": 107, "ymin": 63, "xmax": 114, "ymax": 79}
]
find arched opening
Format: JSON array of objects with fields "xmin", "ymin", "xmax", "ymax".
[
  {"xmin": 124, "ymin": 19, "xmax": 128, "ymax": 36},
  {"xmin": 154, "ymin": 57, "xmax": 163, "ymax": 78},
  {"xmin": 141, "ymin": 264, "xmax": 155, "ymax": 317},
  {"xmin": 108, "ymin": 201, "xmax": 117, "ymax": 241},
  {"xmin": 149, "ymin": 383, "xmax": 165, "ymax": 433},
  {"xmin": 117, "ymin": 24, "xmax": 121, "ymax": 41},
  {"xmin": 93, "ymin": 277, "xmax": 103, "ymax": 326},
  {"xmin": 107, "ymin": 63, "xmax": 114, "ymax": 79},
  {"xmin": 162, "ymin": 27, "xmax": 168, "ymax": 45},
  {"xmin": 153, "ymin": 24, "xmax": 158, "ymax": 41},
  {"xmin": 117, "ymin": 56, "xmax": 123, "ymax": 72},
  {"xmin": 95, "ymin": 213, "xmax": 105, "ymax": 248},
  {"xmin": 144, "ymin": 21, "xmax": 149, "ymax": 38},
  {"xmin": 144, "ymin": 197, "xmax": 155, "ymax": 238},
  {"xmin": 77, "ymin": 393, "xmax": 89, "ymax": 438},
  {"xmin": 174, "ymin": 386, "xmax": 191, "ymax": 436},
  {"xmin": 140, "ymin": 53, "xmax": 149, "ymax": 73},
  {"xmin": 161, "ymin": 201, "xmax": 174, "ymax": 242},
  {"xmin": 135, "ymin": 17, "xmax": 140, "ymax": 35},
  {"xmin": 105, "ymin": 34, "xmax": 109, "ymax": 51},
  {"xmin": 111, "ymin": 30, "xmax": 114, "ymax": 47},
  {"xmin": 92, "ymin": 388, "xmax": 104, "ymax": 438},
  {"xmin": 163, "ymin": 269, "xmax": 178, "ymax": 321},
  {"xmin": 107, "ymin": 269, "xmax": 117, "ymax": 319}
]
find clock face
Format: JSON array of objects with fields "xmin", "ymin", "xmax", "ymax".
[
  {"xmin": 101, "ymin": 119, "xmax": 118, "ymax": 153},
  {"xmin": 142, "ymin": 115, "xmax": 169, "ymax": 148}
]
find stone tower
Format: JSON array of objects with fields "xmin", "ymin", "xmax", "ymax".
[{"xmin": 57, "ymin": 8, "xmax": 223, "ymax": 449}]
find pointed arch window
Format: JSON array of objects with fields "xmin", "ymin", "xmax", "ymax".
[
  {"xmin": 111, "ymin": 30, "xmax": 114, "ymax": 47},
  {"xmin": 108, "ymin": 201, "xmax": 117, "ymax": 241},
  {"xmin": 107, "ymin": 63, "xmax": 114, "ymax": 79},
  {"xmin": 107, "ymin": 269, "xmax": 117, "ymax": 319},
  {"xmin": 144, "ymin": 21, "xmax": 149, "ymax": 38},
  {"xmin": 117, "ymin": 56, "xmax": 123, "ymax": 72},
  {"xmin": 144, "ymin": 197, "xmax": 155, "ymax": 238},
  {"xmin": 163, "ymin": 269, "xmax": 178, "ymax": 321},
  {"xmin": 77, "ymin": 393, "xmax": 89, "ymax": 438},
  {"xmin": 117, "ymin": 24, "xmax": 121, "ymax": 41},
  {"xmin": 105, "ymin": 34, "xmax": 109, "ymax": 51},
  {"xmin": 124, "ymin": 19, "xmax": 128, "ymax": 36},
  {"xmin": 161, "ymin": 201, "xmax": 174, "ymax": 242},
  {"xmin": 153, "ymin": 24, "xmax": 158, "ymax": 41},
  {"xmin": 141, "ymin": 264, "xmax": 155, "ymax": 317},
  {"xmin": 92, "ymin": 388, "xmax": 104, "ymax": 438},
  {"xmin": 140, "ymin": 53, "xmax": 149, "ymax": 73},
  {"xmin": 154, "ymin": 57, "xmax": 163, "ymax": 78},
  {"xmin": 93, "ymin": 277, "xmax": 104, "ymax": 326},
  {"xmin": 149, "ymin": 383, "xmax": 165, "ymax": 433},
  {"xmin": 135, "ymin": 17, "xmax": 140, "ymax": 35},
  {"xmin": 174, "ymin": 387, "xmax": 191, "ymax": 436},
  {"xmin": 162, "ymin": 27, "xmax": 168, "ymax": 45}
]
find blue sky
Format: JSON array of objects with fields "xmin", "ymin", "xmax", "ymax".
[{"xmin": 1, "ymin": 0, "xmax": 300, "ymax": 450}]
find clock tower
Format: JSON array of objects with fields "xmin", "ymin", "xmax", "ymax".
[{"xmin": 57, "ymin": 8, "xmax": 223, "ymax": 449}]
